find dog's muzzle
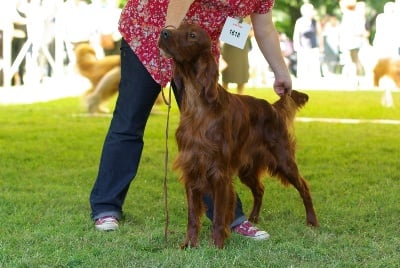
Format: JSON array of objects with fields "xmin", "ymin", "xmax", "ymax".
[
  {"xmin": 161, "ymin": 29, "xmax": 172, "ymax": 40},
  {"xmin": 160, "ymin": 25, "xmax": 177, "ymax": 41},
  {"xmin": 159, "ymin": 26, "xmax": 176, "ymax": 58}
]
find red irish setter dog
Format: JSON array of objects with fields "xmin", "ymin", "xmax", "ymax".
[{"xmin": 158, "ymin": 24, "xmax": 318, "ymax": 249}]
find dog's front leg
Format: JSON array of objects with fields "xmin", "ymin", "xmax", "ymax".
[
  {"xmin": 181, "ymin": 183, "xmax": 202, "ymax": 249},
  {"xmin": 211, "ymin": 180, "xmax": 235, "ymax": 249}
]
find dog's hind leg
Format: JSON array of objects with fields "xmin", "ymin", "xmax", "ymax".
[
  {"xmin": 238, "ymin": 166, "xmax": 265, "ymax": 223},
  {"xmin": 275, "ymin": 156, "xmax": 318, "ymax": 227}
]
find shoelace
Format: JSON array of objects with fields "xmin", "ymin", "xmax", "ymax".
[
  {"xmin": 236, "ymin": 221, "xmax": 260, "ymax": 234},
  {"xmin": 97, "ymin": 217, "xmax": 117, "ymax": 224}
]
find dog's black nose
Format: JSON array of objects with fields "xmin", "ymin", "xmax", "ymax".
[{"xmin": 161, "ymin": 29, "xmax": 171, "ymax": 39}]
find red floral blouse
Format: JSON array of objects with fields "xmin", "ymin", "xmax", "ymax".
[{"xmin": 118, "ymin": 0, "xmax": 274, "ymax": 87}]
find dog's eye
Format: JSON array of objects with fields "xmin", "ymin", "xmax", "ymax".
[{"xmin": 188, "ymin": 32, "xmax": 197, "ymax": 39}]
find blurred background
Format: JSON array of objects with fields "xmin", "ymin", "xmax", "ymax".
[{"xmin": 1, "ymin": 0, "xmax": 399, "ymax": 105}]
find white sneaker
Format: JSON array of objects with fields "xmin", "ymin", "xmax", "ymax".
[{"xmin": 95, "ymin": 216, "xmax": 119, "ymax": 231}]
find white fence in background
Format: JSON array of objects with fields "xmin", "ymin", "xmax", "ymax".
[{"xmin": 0, "ymin": 0, "xmax": 92, "ymax": 87}]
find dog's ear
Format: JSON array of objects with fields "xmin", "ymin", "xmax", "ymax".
[
  {"xmin": 195, "ymin": 54, "xmax": 219, "ymax": 103},
  {"xmin": 172, "ymin": 72, "xmax": 184, "ymax": 108}
]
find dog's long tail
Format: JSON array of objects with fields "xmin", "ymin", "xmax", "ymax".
[
  {"xmin": 273, "ymin": 90, "xmax": 308, "ymax": 139},
  {"xmin": 273, "ymin": 90, "xmax": 308, "ymax": 120},
  {"xmin": 289, "ymin": 90, "xmax": 309, "ymax": 109}
]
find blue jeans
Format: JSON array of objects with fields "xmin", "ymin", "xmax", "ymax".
[{"xmin": 89, "ymin": 39, "xmax": 246, "ymax": 228}]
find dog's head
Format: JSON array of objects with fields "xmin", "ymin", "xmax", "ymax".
[
  {"xmin": 158, "ymin": 24, "xmax": 219, "ymax": 104},
  {"xmin": 74, "ymin": 43, "xmax": 96, "ymax": 59},
  {"xmin": 74, "ymin": 43, "xmax": 98, "ymax": 71},
  {"xmin": 158, "ymin": 24, "xmax": 212, "ymax": 63}
]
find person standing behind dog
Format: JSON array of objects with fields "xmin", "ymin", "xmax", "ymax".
[
  {"xmin": 221, "ymin": 17, "xmax": 252, "ymax": 94},
  {"xmin": 221, "ymin": 38, "xmax": 251, "ymax": 94},
  {"xmin": 89, "ymin": 0, "xmax": 292, "ymax": 240}
]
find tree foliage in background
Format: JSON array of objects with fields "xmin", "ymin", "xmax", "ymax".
[{"xmin": 119, "ymin": 0, "xmax": 127, "ymax": 8}]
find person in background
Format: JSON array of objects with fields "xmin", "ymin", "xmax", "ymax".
[
  {"xmin": 60, "ymin": 0, "xmax": 97, "ymax": 66},
  {"xmin": 279, "ymin": 32, "xmax": 296, "ymax": 77},
  {"xmin": 221, "ymin": 37, "xmax": 251, "ymax": 94},
  {"xmin": 373, "ymin": 1, "xmax": 398, "ymax": 58},
  {"xmin": 292, "ymin": 2, "xmax": 322, "ymax": 80},
  {"xmin": 93, "ymin": 0, "xmax": 122, "ymax": 56},
  {"xmin": 11, "ymin": 0, "xmax": 29, "ymax": 85},
  {"xmin": 89, "ymin": 0, "xmax": 292, "ymax": 241},
  {"xmin": 339, "ymin": 0, "xmax": 368, "ymax": 78},
  {"xmin": 320, "ymin": 15, "xmax": 341, "ymax": 76}
]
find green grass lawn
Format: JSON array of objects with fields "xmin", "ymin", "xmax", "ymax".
[{"xmin": 1, "ymin": 89, "xmax": 399, "ymax": 267}]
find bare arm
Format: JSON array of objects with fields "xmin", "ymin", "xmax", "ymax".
[
  {"xmin": 251, "ymin": 11, "xmax": 292, "ymax": 96},
  {"xmin": 164, "ymin": 0, "xmax": 194, "ymax": 28}
]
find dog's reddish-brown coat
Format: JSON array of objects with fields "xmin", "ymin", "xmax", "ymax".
[{"xmin": 158, "ymin": 24, "xmax": 318, "ymax": 249}]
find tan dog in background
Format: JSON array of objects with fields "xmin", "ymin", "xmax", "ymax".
[
  {"xmin": 373, "ymin": 57, "xmax": 400, "ymax": 88},
  {"xmin": 74, "ymin": 43, "xmax": 120, "ymax": 114}
]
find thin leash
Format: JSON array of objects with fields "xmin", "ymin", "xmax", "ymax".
[
  {"xmin": 162, "ymin": 84, "xmax": 172, "ymax": 243},
  {"xmin": 159, "ymin": 27, "xmax": 177, "ymax": 243},
  {"xmin": 160, "ymin": 57, "xmax": 173, "ymax": 244}
]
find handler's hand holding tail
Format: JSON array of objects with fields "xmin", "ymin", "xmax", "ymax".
[
  {"xmin": 273, "ymin": 75, "xmax": 292, "ymax": 96},
  {"xmin": 251, "ymin": 12, "xmax": 292, "ymax": 97}
]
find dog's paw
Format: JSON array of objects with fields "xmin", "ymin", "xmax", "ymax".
[{"xmin": 180, "ymin": 239, "xmax": 198, "ymax": 249}]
